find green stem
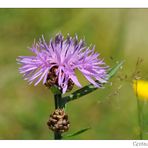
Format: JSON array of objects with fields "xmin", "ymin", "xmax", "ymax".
[
  {"xmin": 135, "ymin": 80, "xmax": 143, "ymax": 140},
  {"xmin": 54, "ymin": 93, "xmax": 65, "ymax": 140},
  {"xmin": 54, "ymin": 93, "xmax": 64, "ymax": 109},
  {"xmin": 136, "ymin": 98, "xmax": 143, "ymax": 140}
]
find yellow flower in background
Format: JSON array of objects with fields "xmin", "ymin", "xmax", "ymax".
[{"xmin": 133, "ymin": 80, "xmax": 148, "ymax": 100}]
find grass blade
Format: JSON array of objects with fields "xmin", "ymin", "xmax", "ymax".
[{"xmin": 63, "ymin": 127, "xmax": 91, "ymax": 138}]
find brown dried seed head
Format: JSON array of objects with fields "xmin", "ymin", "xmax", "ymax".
[
  {"xmin": 58, "ymin": 124, "xmax": 63, "ymax": 128},
  {"xmin": 62, "ymin": 120, "xmax": 67, "ymax": 125},
  {"xmin": 44, "ymin": 66, "xmax": 74, "ymax": 92},
  {"xmin": 57, "ymin": 115, "xmax": 64, "ymax": 119},
  {"xmin": 67, "ymin": 79, "xmax": 74, "ymax": 92},
  {"xmin": 55, "ymin": 110, "xmax": 60, "ymax": 115},
  {"xmin": 54, "ymin": 124, "xmax": 59, "ymax": 129},
  {"xmin": 59, "ymin": 110, "xmax": 64, "ymax": 115},
  {"xmin": 51, "ymin": 118, "xmax": 57, "ymax": 123},
  {"xmin": 57, "ymin": 120, "xmax": 63, "ymax": 125},
  {"xmin": 53, "ymin": 115, "xmax": 57, "ymax": 118},
  {"xmin": 47, "ymin": 109, "xmax": 70, "ymax": 133}
]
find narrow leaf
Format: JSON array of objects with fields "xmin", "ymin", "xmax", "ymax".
[
  {"xmin": 62, "ymin": 60, "xmax": 124, "ymax": 104},
  {"xmin": 63, "ymin": 127, "xmax": 91, "ymax": 138},
  {"xmin": 107, "ymin": 60, "xmax": 124, "ymax": 79}
]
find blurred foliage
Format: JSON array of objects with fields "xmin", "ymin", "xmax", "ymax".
[{"xmin": 1, "ymin": 8, "xmax": 148, "ymax": 139}]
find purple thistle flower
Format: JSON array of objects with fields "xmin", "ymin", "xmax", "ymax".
[{"xmin": 17, "ymin": 33, "xmax": 108, "ymax": 94}]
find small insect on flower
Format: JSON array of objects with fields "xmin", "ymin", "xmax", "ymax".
[
  {"xmin": 133, "ymin": 80, "xmax": 148, "ymax": 100},
  {"xmin": 17, "ymin": 33, "xmax": 108, "ymax": 94}
]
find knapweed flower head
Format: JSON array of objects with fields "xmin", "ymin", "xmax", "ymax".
[{"xmin": 17, "ymin": 33, "xmax": 108, "ymax": 94}]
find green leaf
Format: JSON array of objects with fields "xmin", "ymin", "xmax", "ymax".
[
  {"xmin": 63, "ymin": 127, "xmax": 91, "ymax": 138},
  {"xmin": 107, "ymin": 60, "xmax": 124, "ymax": 79},
  {"xmin": 62, "ymin": 60, "xmax": 124, "ymax": 104}
]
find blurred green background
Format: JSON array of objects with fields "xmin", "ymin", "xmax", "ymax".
[{"xmin": 0, "ymin": 8, "xmax": 148, "ymax": 140}]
